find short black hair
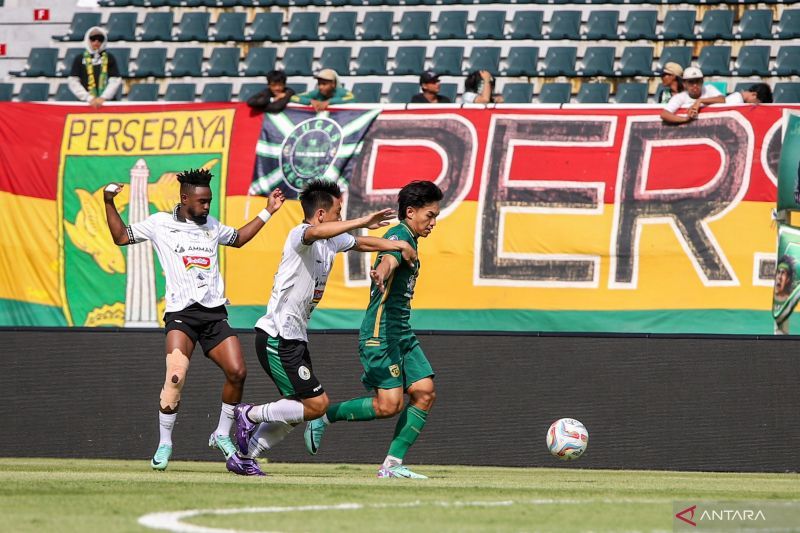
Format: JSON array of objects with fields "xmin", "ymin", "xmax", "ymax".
[
  {"xmin": 299, "ymin": 179, "xmax": 342, "ymax": 219},
  {"xmin": 177, "ymin": 168, "xmax": 212, "ymax": 192},
  {"xmin": 748, "ymin": 83, "xmax": 773, "ymax": 104},
  {"xmin": 267, "ymin": 70, "xmax": 287, "ymax": 85},
  {"xmin": 398, "ymin": 181, "xmax": 443, "ymax": 220}
]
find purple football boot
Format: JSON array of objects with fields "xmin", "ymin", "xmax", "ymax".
[
  {"xmin": 226, "ymin": 453, "xmax": 266, "ymax": 477},
  {"xmin": 233, "ymin": 403, "xmax": 257, "ymax": 455}
]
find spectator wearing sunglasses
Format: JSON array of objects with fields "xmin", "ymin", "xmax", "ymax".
[{"xmin": 68, "ymin": 27, "xmax": 122, "ymax": 108}]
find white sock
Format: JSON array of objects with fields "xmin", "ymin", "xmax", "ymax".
[
  {"xmin": 250, "ymin": 399, "xmax": 305, "ymax": 425},
  {"xmin": 247, "ymin": 422, "xmax": 296, "ymax": 458},
  {"xmin": 382, "ymin": 455, "xmax": 402, "ymax": 468},
  {"xmin": 214, "ymin": 403, "xmax": 235, "ymax": 436},
  {"xmin": 159, "ymin": 412, "xmax": 177, "ymax": 446}
]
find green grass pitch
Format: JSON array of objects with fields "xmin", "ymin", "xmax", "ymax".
[{"xmin": 1, "ymin": 458, "xmax": 798, "ymax": 532}]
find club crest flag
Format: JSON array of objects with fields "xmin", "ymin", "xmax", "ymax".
[{"xmin": 250, "ymin": 108, "xmax": 381, "ymax": 198}]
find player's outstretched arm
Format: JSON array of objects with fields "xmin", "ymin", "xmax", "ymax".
[
  {"xmin": 104, "ymin": 183, "xmax": 131, "ymax": 246},
  {"xmin": 370, "ymin": 254, "xmax": 400, "ymax": 294},
  {"xmin": 352, "ymin": 236, "xmax": 417, "ymax": 267},
  {"xmin": 231, "ymin": 188, "xmax": 285, "ymax": 248},
  {"xmin": 303, "ymin": 208, "xmax": 395, "ymax": 244}
]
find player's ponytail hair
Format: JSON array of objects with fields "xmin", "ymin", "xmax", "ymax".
[
  {"xmin": 177, "ymin": 168, "xmax": 213, "ymax": 191},
  {"xmin": 398, "ymin": 180, "xmax": 443, "ymax": 220},
  {"xmin": 300, "ymin": 179, "xmax": 342, "ymax": 219}
]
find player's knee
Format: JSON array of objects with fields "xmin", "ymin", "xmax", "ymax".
[
  {"xmin": 375, "ymin": 397, "xmax": 403, "ymax": 417},
  {"xmin": 160, "ymin": 349, "xmax": 190, "ymax": 411},
  {"xmin": 304, "ymin": 395, "xmax": 329, "ymax": 419},
  {"xmin": 411, "ymin": 389, "xmax": 436, "ymax": 411},
  {"xmin": 225, "ymin": 363, "xmax": 247, "ymax": 386}
]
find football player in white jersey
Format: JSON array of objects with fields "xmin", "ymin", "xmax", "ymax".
[
  {"xmin": 103, "ymin": 168, "xmax": 284, "ymax": 474},
  {"xmin": 228, "ymin": 179, "xmax": 417, "ymax": 475}
]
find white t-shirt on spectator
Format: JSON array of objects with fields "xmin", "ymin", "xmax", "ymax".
[
  {"xmin": 725, "ymin": 92, "xmax": 745, "ymax": 104},
  {"xmin": 664, "ymin": 85, "xmax": 724, "ymax": 113}
]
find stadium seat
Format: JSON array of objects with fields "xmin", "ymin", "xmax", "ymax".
[
  {"xmin": 354, "ymin": 46, "xmax": 388, "ymax": 76},
  {"xmin": 0, "ymin": 83, "xmax": 13, "ymax": 102},
  {"xmin": 201, "ymin": 83, "xmax": 233, "ymax": 102},
  {"xmin": 56, "ymin": 12, "xmax": 102, "ymax": 42},
  {"xmin": 501, "ymin": 83, "xmax": 533, "ymax": 104},
  {"xmin": 734, "ymin": 46, "xmax": 770, "ymax": 77},
  {"xmin": 774, "ymin": 46, "xmax": 800, "ymax": 76},
  {"xmin": 361, "ymin": 12, "xmax": 393, "ymax": 41},
  {"xmin": 59, "ymin": 48, "xmax": 83, "ymax": 77},
  {"xmin": 439, "ymin": 83, "xmax": 457, "ymax": 102},
  {"xmin": 468, "ymin": 47, "xmax": 501, "ymax": 75},
  {"xmin": 615, "ymin": 82, "xmax": 648, "ymax": 104},
  {"xmin": 127, "ymin": 83, "xmax": 160, "ymax": 101},
  {"xmin": 325, "ymin": 12, "xmax": 357, "ymax": 41},
  {"xmin": 697, "ymin": 45, "xmax": 731, "ymax": 76},
  {"xmin": 212, "ymin": 12, "xmax": 246, "ymax": 42},
  {"xmin": 658, "ymin": 47, "xmax": 692, "ymax": 71},
  {"xmin": 170, "ymin": 47, "xmax": 203, "ymax": 77},
  {"xmin": 585, "ymin": 11, "xmax": 618, "ymax": 40},
  {"xmin": 436, "ymin": 11, "xmax": 468, "ymax": 39},
  {"xmin": 393, "ymin": 46, "xmax": 426, "ymax": 75},
  {"xmin": 398, "ymin": 12, "xmax": 431, "ymax": 40},
  {"xmin": 737, "ymin": 9, "xmax": 772, "ymax": 40},
  {"xmin": 547, "ymin": 11, "xmax": 581, "ymax": 40},
  {"xmin": 287, "ymin": 12, "xmax": 320, "ymax": 41},
  {"xmin": 140, "ymin": 12, "xmax": 173, "ymax": 42},
  {"xmin": 288, "ymin": 82, "xmax": 307, "ymax": 94},
  {"xmin": 473, "ymin": 11, "xmax": 505, "ymax": 40},
  {"xmin": 622, "ymin": 11, "xmax": 657, "ymax": 40},
  {"xmin": 319, "ymin": 47, "xmax": 351, "ymax": 76},
  {"xmin": 576, "ymin": 82, "xmax": 610, "ymax": 104},
  {"xmin": 18, "ymin": 83, "xmax": 50, "ymax": 102},
  {"xmin": 352, "ymin": 82, "xmax": 382, "ymax": 103},
  {"xmin": 282, "ymin": 47, "xmax": 314, "ymax": 76},
  {"xmin": 248, "ymin": 13, "xmax": 283, "ymax": 42},
  {"xmin": 540, "ymin": 46, "xmax": 577, "ymax": 76},
  {"xmin": 106, "ymin": 12, "xmax": 137, "ymax": 42},
  {"xmin": 176, "ymin": 12, "xmax": 210, "ymax": 41},
  {"xmin": 538, "ymin": 83, "xmax": 571, "ymax": 104},
  {"xmin": 699, "ymin": 10, "xmax": 734, "ymax": 40},
  {"xmin": 504, "ymin": 47, "xmax": 538, "ymax": 77},
  {"xmin": 207, "ymin": 48, "xmax": 240, "ymax": 77},
  {"xmin": 661, "ymin": 11, "xmax": 695, "ymax": 40},
  {"xmin": 389, "ymin": 82, "xmax": 419, "ymax": 104},
  {"xmin": 431, "ymin": 47, "xmax": 464, "ymax": 76},
  {"xmin": 108, "ymin": 48, "xmax": 131, "ymax": 77},
  {"xmin": 777, "ymin": 9, "xmax": 800, "ymax": 39},
  {"xmin": 773, "ymin": 83, "xmax": 800, "ymax": 104},
  {"xmin": 243, "ymin": 48, "xmax": 277, "ymax": 77},
  {"xmin": 237, "ymin": 83, "xmax": 263, "ymax": 103},
  {"xmin": 164, "ymin": 83, "xmax": 195, "ymax": 101},
  {"xmin": 579, "ymin": 47, "xmax": 614, "ymax": 77},
  {"xmin": 133, "ymin": 48, "xmax": 167, "ymax": 77},
  {"xmin": 15, "ymin": 48, "xmax": 57, "ymax": 77},
  {"xmin": 510, "ymin": 11, "xmax": 543, "ymax": 40},
  {"xmin": 54, "ymin": 83, "xmax": 79, "ymax": 101},
  {"xmin": 617, "ymin": 46, "xmax": 653, "ymax": 76}
]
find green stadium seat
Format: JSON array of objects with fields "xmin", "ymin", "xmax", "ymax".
[
  {"xmin": 107, "ymin": 13, "xmax": 137, "ymax": 42},
  {"xmin": 699, "ymin": 10, "xmax": 733, "ymax": 40},
  {"xmin": 501, "ymin": 83, "xmax": 533, "ymax": 104},
  {"xmin": 576, "ymin": 82, "xmax": 610, "ymax": 104},
  {"xmin": 510, "ymin": 11, "xmax": 543, "ymax": 40},
  {"xmin": 774, "ymin": 46, "xmax": 800, "ymax": 76},
  {"xmin": 0, "ymin": 83, "xmax": 13, "ymax": 102},
  {"xmin": 352, "ymin": 82, "xmax": 382, "ymax": 103},
  {"xmin": 54, "ymin": 83, "xmax": 79, "ymax": 102},
  {"xmin": 548, "ymin": 11, "xmax": 581, "ymax": 40},
  {"xmin": 697, "ymin": 45, "xmax": 731, "ymax": 76},
  {"xmin": 468, "ymin": 47, "xmax": 500, "ymax": 75},
  {"xmin": 288, "ymin": 82, "xmax": 307, "ymax": 94},
  {"xmin": 207, "ymin": 48, "xmax": 240, "ymax": 77},
  {"xmin": 618, "ymin": 46, "xmax": 653, "ymax": 76},
  {"xmin": 439, "ymin": 83, "xmax": 457, "ymax": 102},
  {"xmin": 473, "ymin": 11, "xmax": 505, "ymax": 40},
  {"xmin": 164, "ymin": 83, "xmax": 195, "ymax": 101},
  {"xmin": 282, "ymin": 47, "xmax": 314, "ymax": 76},
  {"xmin": 622, "ymin": 11, "xmax": 656, "ymax": 40},
  {"xmin": 59, "ymin": 48, "xmax": 83, "ymax": 77},
  {"xmin": 540, "ymin": 46, "xmax": 576, "ymax": 76},
  {"xmin": 504, "ymin": 47, "xmax": 538, "ymax": 77},
  {"xmin": 325, "ymin": 12, "xmax": 357, "ymax": 40},
  {"xmin": 201, "ymin": 83, "xmax": 233, "ymax": 102},
  {"xmin": 212, "ymin": 13, "xmax": 246, "ymax": 42},
  {"xmin": 133, "ymin": 48, "xmax": 167, "ymax": 77},
  {"xmin": 389, "ymin": 82, "xmax": 419, "ymax": 104},
  {"xmin": 661, "ymin": 11, "xmax": 695, "ymax": 40},
  {"xmin": 734, "ymin": 46, "xmax": 770, "ymax": 77},
  {"xmin": 170, "ymin": 47, "xmax": 203, "ymax": 77},
  {"xmin": 398, "ymin": 12, "xmax": 431, "ymax": 40},
  {"xmin": 128, "ymin": 83, "xmax": 160, "ymax": 101},
  {"xmin": 658, "ymin": 46, "xmax": 692, "ymax": 71},
  {"xmin": 585, "ymin": 11, "xmax": 618, "ymax": 40},
  {"xmin": 237, "ymin": 83, "xmax": 263, "ymax": 103},
  {"xmin": 737, "ymin": 9, "xmax": 772, "ymax": 40},
  {"xmin": 393, "ymin": 46, "xmax": 425, "ymax": 75},
  {"xmin": 287, "ymin": 12, "xmax": 320, "ymax": 41},
  {"xmin": 248, "ymin": 13, "xmax": 283, "ymax": 42},
  {"xmin": 579, "ymin": 47, "xmax": 614, "ymax": 77},
  {"xmin": 355, "ymin": 46, "xmax": 388, "ymax": 76},
  {"xmin": 538, "ymin": 83, "xmax": 571, "ymax": 104},
  {"xmin": 777, "ymin": 9, "xmax": 800, "ymax": 39},
  {"xmin": 431, "ymin": 47, "xmax": 463, "ymax": 76},
  {"xmin": 319, "ymin": 47, "xmax": 351, "ymax": 76},
  {"xmin": 205, "ymin": 0, "xmax": 238, "ymax": 6},
  {"xmin": 773, "ymin": 83, "xmax": 800, "ymax": 104},
  {"xmin": 15, "ymin": 48, "xmax": 57, "ymax": 77},
  {"xmin": 56, "ymin": 13, "xmax": 102, "ymax": 42},
  {"xmin": 18, "ymin": 83, "xmax": 50, "ymax": 102},
  {"xmin": 108, "ymin": 48, "xmax": 131, "ymax": 77},
  {"xmin": 243, "ymin": 48, "xmax": 277, "ymax": 77},
  {"xmin": 361, "ymin": 12, "xmax": 393, "ymax": 41},
  {"xmin": 176, "ymin": 12, "xmax": 210, "ymax": 42},
  {"xmin": 140, "ymin": 12, "xmax": 173, "ymax": 42},
  {"xmin": 436, "ymin": 11, "xmax": 468, "ymax": 39},
  {"xmin": 615, "ymin": 82, "xmax": 648, "ymax": 103}
]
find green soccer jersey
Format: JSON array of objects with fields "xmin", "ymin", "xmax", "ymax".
[{"xmin": 359, "ymin": 222, "xmax": 419, "ymax": 341}]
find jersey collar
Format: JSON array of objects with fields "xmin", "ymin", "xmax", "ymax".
[{"xmin": 399, "ymin": 221, "xmax": 418, "ymax": 241}]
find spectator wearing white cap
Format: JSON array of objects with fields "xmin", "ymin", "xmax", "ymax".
[
  {"xmin": 660, "ymin": 67, "xmax": 724, "ymax": 125},
  {"xmin": 655, "ymin": 62, "xmax": 684, "ymax": 104},
  {"xmin": 291, "ymin": 69, "xmax": 354, "ymax": 112}
]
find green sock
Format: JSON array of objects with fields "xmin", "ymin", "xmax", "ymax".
[
  {"xmin": 326, "ymin": 397, "xmax": 376, "ymax": 423},
  {"xmin": 387, "ymin": 404, "xmax": 428, "ymax": 460}
]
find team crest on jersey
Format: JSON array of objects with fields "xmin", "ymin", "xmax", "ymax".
[
  {"xmin": 389, "ymin": 364, "xmax": 401, "ymax": 378},
  {"xmin": 183, "ymin": 256, "xmax": 211, "ymax": 270},
  {"xmin": 279, "ymin": 117, "xmax": 344, "ymax": 192}
]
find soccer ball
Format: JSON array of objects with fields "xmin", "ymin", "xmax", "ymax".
[{"xmin": 546, "ymin": 418, "xmax": 589, "ymax": 460}]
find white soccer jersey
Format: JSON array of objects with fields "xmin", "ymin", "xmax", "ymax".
[
  {"xmin": 127, "ymin": 205, "xmax": 238, "ymax": 313},
  {"xmin": 255, "ymin": 223, "xmax": 356, "ymax": 342}
]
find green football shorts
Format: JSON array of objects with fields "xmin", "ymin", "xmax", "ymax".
[{"xmin": 359, "ymin": 334, "xmax": 434, "ymax": 391}]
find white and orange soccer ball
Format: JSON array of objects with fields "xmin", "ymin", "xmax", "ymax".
[{"xmin": 546, "ymin": 418, "xmax": 589, "ymax": 460}]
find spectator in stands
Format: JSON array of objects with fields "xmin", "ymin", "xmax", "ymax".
[
  {"xmin": 462, "ymin": 70, "xmax": 504, "ymax": 104},
  {"xmin": 660, "ymin": 67, "xmax": 724, "ymax": 125},
  {"xmin": 247, "ymin": 70, "xmax": 295, "ymax": 113},
  {"xmin": 67, "ymin": 27, "xmax": 121, "ymax": 109},
  {"xmin": 411, "ymin": 71, "xmax": 451, "ymax": 104},
  {"xmin": 656, "ymin": 62, "xmax": 684, "ymax": 104},
  {"xmin": 291, "ymin": 69, "xmax": 354, "ymax": 112},
  {"xmin": 726, "ymin": 83, "xmax": 773, "ymax": 104}
]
